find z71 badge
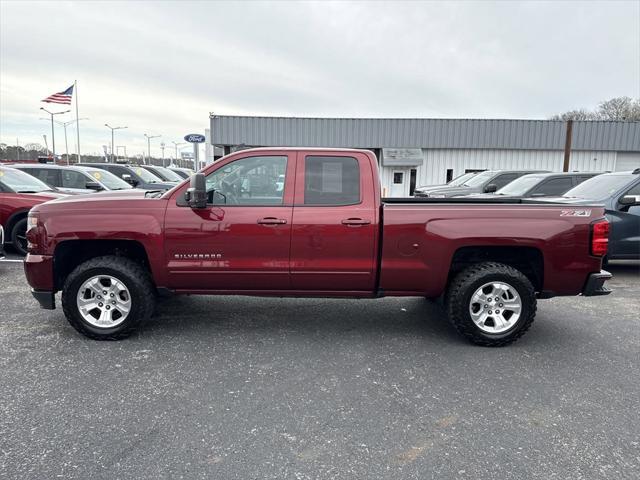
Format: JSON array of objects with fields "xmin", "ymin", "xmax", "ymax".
[{"xmin": 560, "ymin": 209, "xmax": 591, "ymax": 217}]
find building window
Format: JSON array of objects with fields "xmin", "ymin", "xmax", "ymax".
[{"xmin": 393, "ymin": 172, "xmax": 403, "ymax": 184}]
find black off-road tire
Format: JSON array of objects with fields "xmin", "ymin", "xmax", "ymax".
[
  {"xmin": 11, "ymin": 217, "xmax": 28, "ymax": 255},
  {"xmin": 445, "ymin": 262, "xmax": 537, "ymax": 347},
  {"xmin": 61, "ymin": 256, "xmax": 155, "ymax": 340}
]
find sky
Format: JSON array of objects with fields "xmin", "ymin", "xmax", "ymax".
[{"xmin": 1, "ymin": 0, "xmax": 639, "ymax": 157}]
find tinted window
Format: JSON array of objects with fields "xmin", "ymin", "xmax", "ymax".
[
  {"xmin": 532, "ymin": 177, "xmax": 575, "ymax": 195},
  {"xmin": 497, "ymin": 175, "xmax": 543, "ymax": 196},
  {"xmin": 205, "ymin": 156, "xmax": 287, "ymax": 205},
  {"xmin": 304, "ymin": 156, "xmax": 360, "ymax": 205},
  {"xmin": 625, "ymin": 182, "xmax": 640, "ymax": 196},
  {"xmin": 492, "ymin": 173, "xmax": 520, "ymax": 189},
  {"xmin": 130, "ymin": 167, "xmax": 164, "ymax": 183},
  {"xmin": 27, "ymin": 168, "xmax": 59, "ymax": 187},
  {"xmin": 61, "ymin": 170, "xmax": 89, "ymax": 189}
]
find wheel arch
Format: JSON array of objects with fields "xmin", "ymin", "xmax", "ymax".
[
  {"xmin": 5, "ymin": 208, "xmax": 29, "ymax": 244},
  {"xmin": 53, "ymin": 239, "xmax": 153, "ymax": 291},
  {"xmin": 449, "ymin": 246, "xmax": 544, "ymax": 292}
]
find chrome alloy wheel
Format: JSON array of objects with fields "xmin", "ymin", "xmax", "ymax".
[
  {"xmin": 76, "ymin": 275, "xmax": 132, "ymax": 328},
  {"xmin": 469, "ymin": 281, "xmax": 522, "ymax": 334}
]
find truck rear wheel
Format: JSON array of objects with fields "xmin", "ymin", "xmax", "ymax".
[
  {"xmin": 61, "ymin": 256, "xmax": 155, "ymax": 340},
  {"xmin": 445, "ymin": 262, "xmax": 536, "ymax": 347}
]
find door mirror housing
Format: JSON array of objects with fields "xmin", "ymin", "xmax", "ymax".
[
  {"xmin": 619, "ymin": 195, "xmax": 640, "ymax": 206},
  {"xmin": 85, "ymin": 181, "xmax": 103, "ymax": 191},
  {"xmin": 185, "ymin": 173, "xmax": 207, "ymax": 209},
  {"xmin": 122, "ymin": 174, "xmax": 138, "ymax": 186},
  {"xmin": 484, "ymin": 183, "xmax": 498, "ymax": 193}
]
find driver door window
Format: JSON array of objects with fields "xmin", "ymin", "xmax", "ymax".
[{"xmin": 205, "ymin": 156, "xmax": 288, "ymax": 205}]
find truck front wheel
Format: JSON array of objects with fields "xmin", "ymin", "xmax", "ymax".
[
  {"xmin": 61, "ymin": 256, "xmax": 155, "ymax": 340},
  {"xmin": 445, "ymin": 262, "xmax": 536, "ymax": 347}
]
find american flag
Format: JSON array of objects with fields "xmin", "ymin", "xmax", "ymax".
[{"xmin": 41, "ymin": 85, "xmax": 74, "ymax": 105}]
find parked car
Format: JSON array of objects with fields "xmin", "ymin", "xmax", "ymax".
[
  {"xmin": 11, "ymin": 163, "xmax": 133, "ymax": 194},
  {"xmin": 0, "ymin": 224, "xmax": 5, "ymax": 259},
  {"xmin": 24, "ymin": 147, "xmax": 610, "ymax": 346},
  {"xmin": 138, "ymin": 165, "xmax": 183, "ymax": 183},
  {"xmin": 76, "ymin": 163, "xmax": 176, "ymax": 190},
  {"xmin": 413, "ymin": 172, "xmax": 478, "ymax": 196},
  {"xmin": 414, "ymin": 170, "xmax": 549, "ymax": 198},
  {"xmin": 542, "ymin": 169, "xmax": 640, "ymax": 261},
  {"xmin": 0, "ymin": 166, "xmax": 66, "ymax": 255},
  {"xmin": 467, "ymin": 172, "xmax": 602, "ymax": 199},
  {"xmin": 168, "ymin": 167, "xmax": 195, "ymax": 179}
]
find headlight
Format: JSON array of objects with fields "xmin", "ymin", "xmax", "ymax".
[
  {"xmin": 27, "ymin": 212, "xmax": 40, "ymax": 253},
  {"xmin": 27, "ymin": 214, "xmax": 38, "ymax": 232}
]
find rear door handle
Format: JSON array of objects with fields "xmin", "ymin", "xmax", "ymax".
[
  {"xmin": 341, "ymin": 218, "xmax": 371, "ymax": 226},
  {"xmin": 257, "ymin": 217, "xmax": 288, "ymax": 225}
]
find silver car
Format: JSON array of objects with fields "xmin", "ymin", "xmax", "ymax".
[{"xmin": 11, "ymin": 164, "xmax": 133, "ymax": 194}]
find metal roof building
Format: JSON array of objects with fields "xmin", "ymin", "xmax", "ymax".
[{"xmin": 209, "ymin": 115, "xmax": 640, "ymax": 196}]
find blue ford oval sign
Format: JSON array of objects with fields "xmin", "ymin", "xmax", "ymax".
[{"xmin": 184, "ymin": 133, "xmax": 205, "ymax": 143}]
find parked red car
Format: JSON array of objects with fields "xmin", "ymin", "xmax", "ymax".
[
  {"xmin": 0, "ymin": 166, "xmax": 65, "ymax": 255},
  {"xmin": 24, "ymin": 148, "xmax": 611, "ymax": 346}
]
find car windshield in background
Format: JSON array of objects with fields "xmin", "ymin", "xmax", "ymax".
[
  {"xmin": 152, "ymin": 167, "xmax": 183, "ymax": 182},
  {"xmin": 497, "ymin": 175, "xmax": 543, "ymax": 196},
  {"xmin": 462, "ymin": 170, "xmax": 493, "ymax": 187},
  {"xmin": 563, "ymin": 174, "xmax": 632, "ymax": 200},
  {"xmin": 448, "ymin": 172, "xmax": 476, "ymax": 186},
  {"xmin": 86, "ymin": 169, "xmax": 132, "ymax": 190},
  {"xmin": 131, "ymin": 166, "xmax": 164, "ymax": 183},
  {"xmin": 0, "ymin": 167, "xmax": 53, "ymax": 193}
]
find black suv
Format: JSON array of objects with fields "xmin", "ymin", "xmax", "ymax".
[
  {"xmin": 76, "ymin": 163, "xmax": 176, "ymax": 190},
  {"xmin": 414, "ymin": 170, "xmax": 548, "ymax": 198}
]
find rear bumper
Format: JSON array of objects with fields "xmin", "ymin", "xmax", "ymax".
[
  {"xmin": 582, "ymin": 270, "xmax": 612, "ymax": 296},
  {"xmin": 32, "ymin": 289, "xmax": 56, "ymax": 309}
]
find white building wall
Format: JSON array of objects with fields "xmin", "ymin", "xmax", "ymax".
[{"xmin": 379, "ymin": 148, "xmax": 618, "ymax": 196}]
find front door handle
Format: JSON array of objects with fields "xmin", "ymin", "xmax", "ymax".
[
  {"xmin": 257, "ymin": 217, "xmax": 287, "ymax": 225},
  {"xmin": 341, "ymin": 218, "xmax": 371, "ymax": 226}
]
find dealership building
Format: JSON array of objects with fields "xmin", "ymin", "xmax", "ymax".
[{"xmin": 208, "ymin": 115, "xmax": 640, "ymax": 197}]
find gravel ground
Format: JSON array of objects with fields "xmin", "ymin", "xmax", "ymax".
[{"xmin": 1, "ymin": 255, "xmax": 639, "ymax": 479}]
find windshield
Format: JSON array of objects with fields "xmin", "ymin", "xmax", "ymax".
[
  {"xmin": 85, "ymin": 169, "xmax": 132, "ymax": 190},
  {"xmin": 463, "ymin": 171, "xmax": 494, "ymax": 187},
  {"xmin": 0, "ymin": 167, "xmax": 53, "ymax": 193},
  {"xmin": 563, "ymin": 174, "xmax": 633, "ymax": 200},
  {"xmin": 131, "ymin": 166, "xmax": 165, "ymax": 183},
  {"xmin": 448, "ymin": 172, "xmax": 476, "ymax": 186},
  {"xmin": 149, "ymin": 166, "xmax": 183, "ymax": 182},
  {"xmin": 496, "ymin": 175, "xmax": 543, "ymax": 196}
]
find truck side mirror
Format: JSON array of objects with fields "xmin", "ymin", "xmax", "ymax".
[
  {"xmin": 122, "ymin": 174, "xmax": 138, "ymax": 187},
  {"xmin": 85, "ymin": 181, "xmax": 103, "ymax": 191},
  {"xmin": 619, "ymin": 195, "xmax": 640, "ymax": 207},
  {"xmin": 484, "ymin": 184, "xmax": 498, "ymax": 193},
  {"xmin": 185, "ymin": 173, "xmax": 207, "ymax": 209}
]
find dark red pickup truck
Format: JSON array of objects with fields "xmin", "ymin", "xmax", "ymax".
[{"xmin": 24, "ymin": 148, "xmax": 612, "ymax": 346}]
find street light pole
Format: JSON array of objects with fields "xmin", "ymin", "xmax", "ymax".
[
  {"xmin": 144, "ymin": 134, "xmax": 160, "ymax": 165},
  {"xmin": 40, "ymin": 107, "xmax": 70, "ymax": 158},
  {"xmin": 41, "ymin": 117, "xmax": 89, "ymax": 164},
  {"xmin": 105, "ymin": 124, "xmax": 127, "ymax": 163},
  {"xmin": 172, "ymin": 141, "xmax": 186, "ymax": 167}
]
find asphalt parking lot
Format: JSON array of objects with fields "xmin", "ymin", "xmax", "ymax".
[{"xmin": 1, "ymin": 254, "xmax": 639, "ymax": 480}]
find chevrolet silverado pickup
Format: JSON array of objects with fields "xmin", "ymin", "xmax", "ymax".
[{"xmin": 23, "ymin": 148, "xmax": 612, "ymax": 346}]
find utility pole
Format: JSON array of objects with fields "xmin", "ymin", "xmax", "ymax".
[
  {"xmin": 562, "ymin": 119, "xmax": 573, "ymax": 172},
  {"xmin": 144, "ymin": 134, "xmax": 160, "ymax": 165},
  {"xmin": 40, "ymin": 107, "xmax": 70, "ymax": 158},
  {"xmin": 105, "ymin": 124, "xmax": 127, "ymax": 163}
]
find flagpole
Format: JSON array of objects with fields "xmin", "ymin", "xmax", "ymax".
[{"xmin": 75, "ymin": 80, "xmax": 81, "ymax": 162}]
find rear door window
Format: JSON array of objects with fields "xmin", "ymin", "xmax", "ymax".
[
  {"xmin": 532, "ymin": 177, "xmax": 574, "ymax": 195},
  {"xmin": 303, "ymin": 156, "xmax": 360, "ymax": 205},
  {"xmin": 492, "ymin": 173, "xmax": 519, "ymax": 189},
  {"xmin": 30, "ymin": 168, "xmax": 60, "ymax": 187}
]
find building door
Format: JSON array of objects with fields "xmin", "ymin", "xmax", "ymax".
[{"xmin": 390, "ymin": 171, "xmax": 407, "ymax": 197}]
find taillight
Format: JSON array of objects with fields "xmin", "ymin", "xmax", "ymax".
[{"xmin": 590, "ymin": 219, "xmax": 609, "ymax": 257}]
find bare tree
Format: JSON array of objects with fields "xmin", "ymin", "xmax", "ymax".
[{"xmin": 551, "ymin": 97, "xmax": 640, "ymax": 121}]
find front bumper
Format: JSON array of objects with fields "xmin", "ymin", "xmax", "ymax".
[{"xmin": 582, "ymin": 270, "xmax": 612, "ymax": 296}]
